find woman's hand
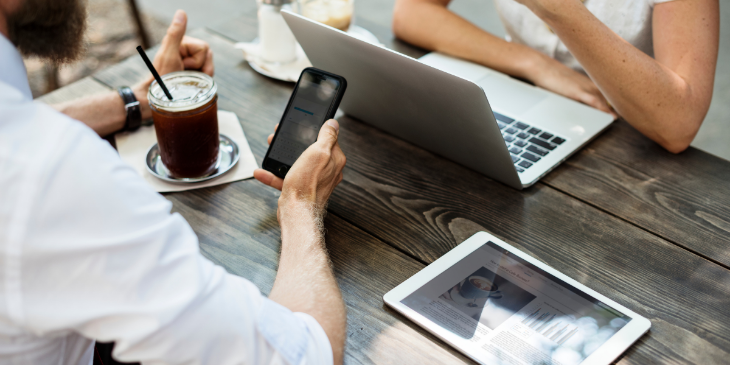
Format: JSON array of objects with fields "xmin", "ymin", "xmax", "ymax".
[
  {"xmin": 505, "ymin": 0, "xmax": 615, "ymax": 116},
  {"xmin": 527, "ymin": 54, "xmax": 616, "ymax": 117}
]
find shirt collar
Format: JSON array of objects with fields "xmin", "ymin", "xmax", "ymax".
[{"xmin": 0, "ymin": 34, "xmax": 32, "ymax": 100}]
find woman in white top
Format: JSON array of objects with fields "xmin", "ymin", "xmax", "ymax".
[{"xmin": 393, "ymin": 0, "xmax": 719, "ymax": 153}]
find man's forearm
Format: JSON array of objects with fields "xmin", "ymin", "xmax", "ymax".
[
  {"xmin": 268, "ymin": 201, "xmax": 346, "ymax": 365},
  {"xmin": 53, "ymin": 79, "xmax": 153, "ymax": 137},
  {"xmin": 392, "ymin": 0, "xmax": 545, "ymax": 81}
]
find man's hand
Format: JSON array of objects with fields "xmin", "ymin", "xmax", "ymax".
[
  {"xmin": 254, "ymin": 120, "xmax": 346, "ymax": 211},
  {"xmin": 258, "ymin": 120, "xmax": 348, "ymax": 365},
  {"xmin": 132, "ymin": 10, "xmax": 214, "ymax": 119},
  {"xmin": 53, "ymin": 9, "xmax": 217, "ymax": 136},
  {"xmin": 152, "ymin": 10, "xmax": 214, "ymax": 77}
]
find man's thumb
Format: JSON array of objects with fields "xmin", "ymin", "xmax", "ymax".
[
  {"xmin": 317, "ymin": 119, "xmax": 340, "ymax": 148},
  {"xmin": 163, "ymin": 10, "xmax": 187, "ymax": 49}
]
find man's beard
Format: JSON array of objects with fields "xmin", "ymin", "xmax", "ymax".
[{"xmin": 7, "ymin": 0, "xmax": 87, "ymax": 65}]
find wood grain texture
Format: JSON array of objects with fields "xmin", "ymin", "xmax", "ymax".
[
  {"xmin": 91, "ymin": 45, "xmax": 160, "ymax": 89},
  {"xmin": 542, "ymin": 120, "xmax": 730, "ymax": 267},
  {"xmin": 35, "ymin": 76, "xmax": 111, "ymax": 104},
  {"xmin": 85, "ymin": 21, "xmax": 730, "ymax": 364},
  {"xmin": 163, "ymin": 179, "xmax": 474, "ymax": 364},
  {"xmin": 330, "ymin": 115, "xmax": 730, "ymax": 364}
]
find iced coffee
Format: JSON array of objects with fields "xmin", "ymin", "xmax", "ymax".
[
  {"xmin": 148, "ymin": 71, "xmax": 219, "ymax": 178},
  {"xmin": 299, "ymin": 0, "xmax": 354, "ymax": 32}
]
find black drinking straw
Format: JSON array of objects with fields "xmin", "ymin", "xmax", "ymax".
[{"xmin": 136, "ymin": 46, "xmax": 173, "ymax": 101}]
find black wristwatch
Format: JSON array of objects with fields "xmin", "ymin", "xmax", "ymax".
[{"xmin": 117, "ymin": 86, "xmax": 142, "ymax": 132}]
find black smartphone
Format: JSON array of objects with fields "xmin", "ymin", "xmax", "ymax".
[{"xmin": 263, "ymin": 67, "xmax": 347, "ymax": 178}]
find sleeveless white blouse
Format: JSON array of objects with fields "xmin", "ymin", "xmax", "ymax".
[{"xmin": 493, "ymin": 0, "xmax": 676, "ymax": 73}]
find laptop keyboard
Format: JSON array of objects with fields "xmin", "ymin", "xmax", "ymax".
[{"xmin": 494, "ymin": 112, "xmax": 567, "ymax": 174}]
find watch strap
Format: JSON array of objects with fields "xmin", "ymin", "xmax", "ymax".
[{"xmin": 117, "ymin": 86, "xmax": 142, "ymax": 132}]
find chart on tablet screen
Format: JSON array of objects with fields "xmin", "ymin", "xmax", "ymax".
[{"xmin": 522, "ymin": 308, "xmax": 578, "ymax": 345}]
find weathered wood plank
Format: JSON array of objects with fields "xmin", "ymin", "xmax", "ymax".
[
  {"xmin": 330, "ymin": 115, "xmax": 730, "ymax": 365},
  {"xmin": 164, "ymin": 179, "xmax": 474, "ymax": 364},
  {"xmin": 35, "ymin": 76, "xmax": 111, "ymax": 104},
  {"xmin": 205, "ymin": 5, "xmax": 258, "ymax": 43},
  {"xmin": 542, "ymin": 120, "xmax": 730, "ymax": 266},
  {"xmin": 90, "ymin": 46, "xmax": 159, "ymax": 89}
]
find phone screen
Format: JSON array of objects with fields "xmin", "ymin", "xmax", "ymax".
[{"xmin": 267, "ymin": 71, "xmax": 342, "ymax": 167}]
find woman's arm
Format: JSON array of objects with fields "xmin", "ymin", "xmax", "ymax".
[
  {"xmin": 393, "ymin": 0, "xmax": 537, "ymax": 80},
  {"xmin": 523, "ymin": 0, "xmax": 719, "ymax": 153},
  {"xmin": 392, "ymin": 0, "xmax": 614, "ymax": 114}
]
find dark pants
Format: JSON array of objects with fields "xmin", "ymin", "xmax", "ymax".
[{"xmin": 94, "ymin": 342, "xmax": 140, "ymax": 365}]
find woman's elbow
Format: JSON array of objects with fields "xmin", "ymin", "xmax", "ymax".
[
  {"xmin": 661, "ymin": 139, "xmax": 692, "ymax": 154},
  {"xmin": 655, "ymin": 119, "xmax": 703, "ymax": 154},
  {"xmin": 630, "ymin": 92, "xmax": 709, "ymax": 154},
  {"xmin": 657, "ymin": 83, "xmax": 714, "ymax": 154}
]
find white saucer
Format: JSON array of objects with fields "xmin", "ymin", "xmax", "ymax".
[{"xmin": 236, "ymin": 25, "xmax": 381, "ymax": 82}]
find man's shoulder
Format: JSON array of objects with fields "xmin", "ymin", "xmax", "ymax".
[
  {"xmin": 0, "ymin": 86, "xmax": 139, "ymax": 207},
  {"xmin": 0, "ymin": 88, "xmax": 125, "ymax": 242},
  {"xmin": 4, "ymin": 98, "xmax": 147, "ymax": 192},
  {"xmin": 0, "ymin": 87, "xmax": 171, "ymax": 245}
]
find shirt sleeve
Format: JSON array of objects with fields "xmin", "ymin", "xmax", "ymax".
[{"xmin": 14, "ymin": 115, "xmax": 333, "ymax": 365}]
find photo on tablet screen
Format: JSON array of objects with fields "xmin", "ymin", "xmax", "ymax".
[
  {"xmin": 401, "ymin": 241, "xmax": 631, "ymax": 365},
  {"xmin": 438, "ymin": 266, "xmax": 536, "ymax": 330}
]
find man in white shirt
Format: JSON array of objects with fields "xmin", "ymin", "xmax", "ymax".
[{"xmin": 0, "ymin": 0, "xmax": 347, "ymax": 364}]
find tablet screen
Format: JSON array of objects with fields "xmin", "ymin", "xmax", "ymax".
[{"xmin": 401, "ymin": 241, "xmax": 631, "ymax": 365}]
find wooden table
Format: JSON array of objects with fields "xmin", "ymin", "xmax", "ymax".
[{"xmin": 42, "ymin": 6, "xmax": 730, "ymax": 365}]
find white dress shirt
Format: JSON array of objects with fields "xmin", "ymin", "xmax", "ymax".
[
  {"xmin": 0, "ymin": 34, "xmax": 333, "ymax": 365},
  {"xmin": 493, "ymin": 0, "xmax": 676, "ymax": 73}
]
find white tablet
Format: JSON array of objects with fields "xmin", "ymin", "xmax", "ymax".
[{"xmin": 384, "ymin": 231, "xmax": 650, "ymax": 365}]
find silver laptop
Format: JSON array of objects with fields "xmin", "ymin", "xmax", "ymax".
[{"xmin": 282, "ymin": 11, "xmax": 614, "ymax": 189}]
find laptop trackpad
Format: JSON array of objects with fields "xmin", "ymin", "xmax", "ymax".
[{"xmin": 476, "ymin": 74, "xmax": 548, "ymax": 117}]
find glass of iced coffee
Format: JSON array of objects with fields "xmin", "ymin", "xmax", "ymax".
[
  {"xmin": 148, "ymin": 71, "xmax": 219, "ymax": 178},
  {"xmin": 298, "ymin": 0, "xmax": 354, "ymax": 32}
]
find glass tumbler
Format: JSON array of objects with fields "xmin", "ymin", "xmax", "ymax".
[{"xmin": 148, "ymin": 71, "xmax": 219, "ymax": 178}]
